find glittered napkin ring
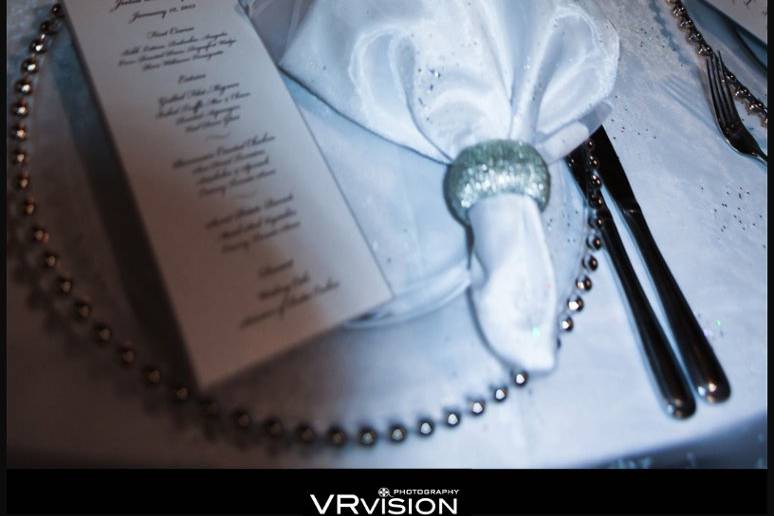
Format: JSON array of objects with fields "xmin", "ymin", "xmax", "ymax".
[{"xmin": 444, "ymin": 140, "xmax": 551, "ymax": 225}]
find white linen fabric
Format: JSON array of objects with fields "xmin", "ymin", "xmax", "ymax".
[
  {"xmin": 6, "ymin": 0, "xmax": 768, "ymax": 468},
  {"xmin": 469, "ymin": 195, "xmax": 559, "ymax": 370},
  {"xmin": 277, "ymin": 0, "xmax": 619, "ymax": 372}
]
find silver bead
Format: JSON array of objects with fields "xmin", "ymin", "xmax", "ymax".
[
  {"xmin": 21, "ymin": 57, "xmax": 39, "ymax": 74},
  {"xmin": 389, "ymin": 425, "xmax": 407, "ymax": 442},
  {"xmin": 575, "ymin": 275, "xmax": 593, "ymax": 291},
  {"xmin": 15, "ymin": 79, "xmax": 33, "ymax": 95},
  {"xmin": 31, "ymin": 226, "xmax": 49, "ymax": 244},
  {"xmin": 94, "ymin": 323, "xmax": 112, "ymax": 344},
  {"xmin": 232, "ymin": 410, "xmax": 252, "ymax": 430},
  {"xmin": 747, "ymin": 101, "xmax": 765, "ymax": 114},
  {"xmin": 327, "ymin": 426, "xmax": 347, "ymax": 447},
  {"xmin": 444, "ymin": 411, "xmax": 461, "ymax": 427},
  {"xmin": 586, "ymin": 233, "xmax": 603, "ymax": 250},
  {"xmin": 15, "ymin": 170, "xmax": 31, "ymax": 190},
  {"xmin": 42, "ymin": 252, "xmax": 58, "ymax": 270},
  {"xmin": 513, "ymin": 370, "xmax": 529, "ymax": 387},
  {"xmin": 142, "ymin": 366, "xmax": 161, "ymax": 386},
  {"xmin": 588, "ymin": 212, "xmax": 604, "ymax": 229},
  {"xmin": 733, "ymin": 86, "xmax": 749, "ymax": 99},
  {"xmin": 567, "ymin": 295, "xmax": 584, "ymax": 312},
  {"xmin": 12, "ymin": 100, "xmax": 30, "ymax": 118},
  {"xmin": 296, "ymin": 423, "xmax": 316, "ymax": 444},
  {"xmin": 56, "ymin": 275, "xmax": 73, "ymax": 295},
  {"xmin": 697, "ymin": 44, "xmax": 712, "ymax": 56},
  {"xmin": 687, "ymin": 31, "xmax": 703, "ymax": 42},
  {"xmin": 589, "ymin": 192, "xmax": 604, "ymax": 208},
  {"xmin": 469, "ymin": 399, "xmax": 486, "ymax": 416},
  {"xmin": 583, "ymin": 254, "xmax": 599, "ymax": 271},
  {"xmin": 40, "ymin": 19, "xmax": 61, "ymax": 34},
  {"xmin": 560, "ymin": 315, "xmax": 574, "ymax": 332},
  {"xmin": 11, "ymin": 148, "xmax": 28, "ymax": 166},
  {"xmin": 74, "ymin": 299, "xmax": 92, "ymax": 321},
  {"xmin": 21, "ymin": 196, "xmax": 36, "ymax": 216},
  {"xmin": 493, "ymin": 386, "xmax": 508, "ymax": 402},
  {"xmin": 417, "ymin": 419, "xmax": 434, "ymax": 436},
  {"xmin": 30, "ymin": 38, "xmax": 46, "ymax": 54},
  {"xmin": 11, "ymin": 124, "xmax": 28, "ymax": 141},
  {"xmin": 263, "ymin": 418, "xmax": 285, "ymax": 439},
  {"xmin": 358, "ymin": 427, "xmax": 377, "ymax": 446},
  {"xmin": 672, "ymin": 5, "xmax": 687, "ymax": 17},
  {"xmin": 173, "ymin": 385, "xmax": 190, "ymax": 403},
  {"xmin": 51, "ymin": 4, "xmax": 65, "ymax": 18},
  {"xmin": 119, "ymin": 345, "xmax": 136, "ymax": 367}
]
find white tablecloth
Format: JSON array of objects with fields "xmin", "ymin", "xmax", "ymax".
[{"xmin": 6, "ymin": 0, "xmax": 767, "ymax": 467}]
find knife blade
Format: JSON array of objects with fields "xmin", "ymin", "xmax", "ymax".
[
  {"xmin": 590, "ymin": 127, "xmax": 730, "ymax": 403},
  {"xmin": 567, "ymin": 140, "xmax": 696, "ymax": 419}
]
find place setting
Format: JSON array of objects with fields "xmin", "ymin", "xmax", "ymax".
[{"xmin": 6, "ymin": 0, "xmax": 767, "ymax": 468}]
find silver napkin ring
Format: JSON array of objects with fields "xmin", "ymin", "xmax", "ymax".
[{"xmin": 443, "ymin": 140, "xmax": 551, "ymax": 225}]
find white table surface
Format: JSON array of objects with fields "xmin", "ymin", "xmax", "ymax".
[{"xmin": 6, "ymin": 0, "xmax": 767, "ymax": 467}]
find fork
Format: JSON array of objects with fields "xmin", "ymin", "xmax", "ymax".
[{"xmin": 707, "ymin": 52, "xmax": 767, "ymax": 165}]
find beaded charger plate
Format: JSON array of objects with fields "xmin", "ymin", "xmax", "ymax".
[{"xmin": 7, "ymin": 5, "xmax": 600, "ymax": 449}]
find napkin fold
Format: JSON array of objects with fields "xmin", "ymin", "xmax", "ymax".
[{"xmin": 280, "ymin": 0, "xmax": 619, "ymax": 372}]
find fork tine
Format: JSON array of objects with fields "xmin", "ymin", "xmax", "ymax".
[
  {"xmin": 706, "ymin": 54, "xmax": 728, "ymax": 128},
  {"xmin": 706, "ymin": 58, "xmax": 723, "ymax": 126},
  {"xmin": 716, "ymin": 52, "xmax": 742, "ymax": 125},
  {"xmin": 710, "ymin": 53, "xmax": 732, "ymax": 126},
  {"xmin": 705, "ymin": 52, "xmax": 766, "ymax": 164},
  {"xmin": 712, "ymin": 53, "xmax": 735, "ymax": 128}
]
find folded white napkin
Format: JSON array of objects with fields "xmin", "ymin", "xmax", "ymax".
[{"xmin": 279, "ymin": 0, "xmax": 619, "ymax": 372}]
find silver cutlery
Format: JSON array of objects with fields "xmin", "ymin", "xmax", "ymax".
[
  {"xmin": 590, "ymin": 128, "xmax": 731, "ymax": 404},
  {"xmin": 707, "ymin": 52, "xmax": 767, "ymax": 165},
  {"xmin": 568, "ymin": 139, "xmax": 696, "ymax": 419}
]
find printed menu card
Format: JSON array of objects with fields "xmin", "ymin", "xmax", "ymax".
[{"xmin": 64, "ymin": 0, "xmax": 392, "ymax": 389}]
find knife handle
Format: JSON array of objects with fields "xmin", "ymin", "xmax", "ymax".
[
  {"xmin": 595, "ymin": 203, "xmax": 696, "ymax": 418},
  {"xmin": 622, "ymin": 208, "xmax": 731, "ymax": 403}
]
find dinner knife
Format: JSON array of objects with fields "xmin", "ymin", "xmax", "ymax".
[
  {"xmin": 589, "ymin": 127, "xmax": 731, "ymax": 404},
  {"xmin": 567, "ymin": 142, "xmax": 696, "ymax": 419}
]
